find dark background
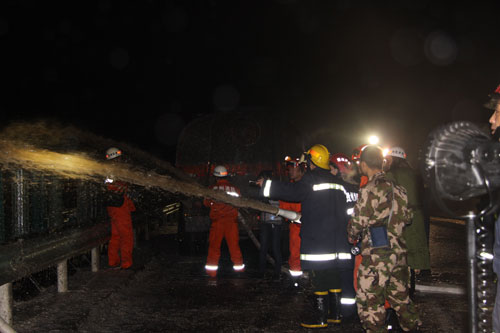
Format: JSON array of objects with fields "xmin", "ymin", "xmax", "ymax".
[{"xmin": 1, "ymin": 0, "xmax": 500, "ymax": 166}]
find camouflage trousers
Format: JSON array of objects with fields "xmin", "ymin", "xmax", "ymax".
[{"xmin": 356, "ymin": 251, "xmax": 421, "ymax": 333}]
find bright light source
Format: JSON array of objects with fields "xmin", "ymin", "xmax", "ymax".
[
  {"xmin": 382, "ymin": 148, "xmax": 390, "ymax": 157},
  {"xmin": 368, "ymin": 135, "xmax": 379, "ymax": 145},
  {"xmin": 479, "ymin": 251, "xmax": 494, "ymax": 260}
]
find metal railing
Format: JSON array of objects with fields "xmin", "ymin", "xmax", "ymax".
[{"xmin": 0, "ymin": 168, "xmax": 176, "ymax": 332}]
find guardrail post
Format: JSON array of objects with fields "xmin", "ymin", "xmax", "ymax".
[
  {"xmin": 13, "ymin": 169, "xmax": 28, "ymax": 238},
  {"xmin": 91, "ymin": 247, "xmax": 99, "ymax": 272},
  {"xmin": 57, "ymin": 260, "xmax": 68, "ymax": 293},
  {"xmin": 0, "ymin": 283, "xmax": 12, "ymax": 325},
  {"xmin": 0, "ymin": 171, "xmax": 5, "ymax": 244},
  {"xmin": 466, "ymin": 212, "xmax": 477, "ymax": 333}
]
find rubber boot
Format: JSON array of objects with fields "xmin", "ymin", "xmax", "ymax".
[
  {"xmin": 300, "ymin": 291, "xmax": 329, "ymax": 329},
  {"xmin": 328, "ymin": 289, "xmax": 342, "ymax": 324},
  {"xmin": 409, "ymin": 268, "xmax": 416, "ymax": 301},
  {"xmin": 385, "ymin": 308, "xmax": 402, "ymax": 331}
]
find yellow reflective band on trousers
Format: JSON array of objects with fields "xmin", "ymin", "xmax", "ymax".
[
  {"xmin": 300, "ymin": 252, "xmax": 352, "ymax": 261},
  {"xmin": 289, "ymin": 270, "xmax": 303, "ymax": 277},
  {"xmin": 233, "ymin": 264, "xmax": 245, "ymax": 271},
  {"xmin": 301, "ymin": 253, "xmax": 337, "ymax": 261},
  {"xmin": 301, "ymin": 322, "xmax": 328, "ymax": 328},
  {"xmin": 341, "ymin": 298, "xmax": 356, "ymax": 305},
  {"xmin": 205, "ymin": 265, "xmax": 218, "ymax": 271}
]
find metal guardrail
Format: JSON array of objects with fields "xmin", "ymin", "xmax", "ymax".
[
  {"xmin": 0, "ymin": 216, "xmax": 158, "ymax": 331},
  {"xmin": 163, "ymin": 202, "xmax": 181, "ymax": 215},
  {"xmin": 430, "ymin": 216, "xmax": 466, "ymax": 225},
  {"xmin": 0, "ymin": 222, "xmax": 110, "ymax": 287},
  {"xmin": 0, "ymin": 169, "xmax": 175, "ymax": 330}
]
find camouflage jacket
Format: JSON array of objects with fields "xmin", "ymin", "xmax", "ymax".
[{"xmin": 347, "ymin": 172, "xmax": 412, "ymax": 256}]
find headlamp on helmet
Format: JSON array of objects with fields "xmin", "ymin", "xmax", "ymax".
[
  {"xmin": 284, "ymin": 155, "xmax": 304, "ymax": 168},
  {"xmin": 106, "ymin": 147, "xmax": 122, "ymax": 160},
  {"xmin": 213, "ymin": 165, "xmax": 228, "ymax": 177},
  {"xmin": 389, "ymin": 146, "xmax": 406, "ymax": 159}
]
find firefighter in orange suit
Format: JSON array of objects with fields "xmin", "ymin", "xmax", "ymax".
[
  {"xmin": 279, "ymin": 156, "xmax": 306, "ymax": 279},
  {"xmin": 105, "ymin": 147, "xmax": 136, "ymax": 270},
  {"xmin": 204, "ymin": 165, "xmax": 244, "ymax": 277}
]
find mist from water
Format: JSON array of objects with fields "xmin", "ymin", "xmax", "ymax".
[
  {"xmin": 0, "ymin": 121, "xmax": 276, "ymax": 214},
  {"xmin": 0, "ymin": 121, "xmax": 195, "ymax": 193}
]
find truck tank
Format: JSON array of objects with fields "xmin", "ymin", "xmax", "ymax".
[{"xmin": 175, "ymin": 111, "xmax": 306, "ymax": 254}]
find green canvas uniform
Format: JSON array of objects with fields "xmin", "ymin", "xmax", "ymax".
[
  {"xmin": 386, "ymin": 168, "xmax": 431, "ymax": 270},
  {"xmin": 347, "ymin": 172, "xmax": 421, "ymax": 332}
]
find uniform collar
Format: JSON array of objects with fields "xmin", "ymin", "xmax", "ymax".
[
  {"xmin": 310, "ymin": 167, "xmax": 331, "ymax": 175},
  {"xmin": 371, "ymin": 171, "xmax": 385, "ymax": 180}
]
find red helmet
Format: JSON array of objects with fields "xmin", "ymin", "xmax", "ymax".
[
  {"xmin": 485, "ymin": 84, "xmax": 500, "ymax": 110},
  {"xmin": 330, "ymin": 153, "xmax": 351, "ymax": 174},
  {"xmin": 351, "ymin": 144, "xmax": 368, "ymax": 162}
]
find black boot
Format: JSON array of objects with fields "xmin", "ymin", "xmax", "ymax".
[
  {"xmin": 409, "ymin": 269, "xmax": 416, "ymax": 301},
  {"xmin": 327, "ymin": 288, "xmax": 342, "ymax": 324},
  {"xmin": 385, "ymin": 308, "xmax": 402, "ymax": 331},
  {"xmin": 300, "ymin": 291, "xmax": 329, "ymax": 328}
]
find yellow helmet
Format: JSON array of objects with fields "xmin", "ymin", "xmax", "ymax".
[{"xmin": 306, "ymin": 144, "xmax": 330, "ymax": 170}]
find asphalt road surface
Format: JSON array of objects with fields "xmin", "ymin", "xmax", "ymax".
[{"xmin": 11, "ymin": 219, "xmax": 486, "ymax": 332}]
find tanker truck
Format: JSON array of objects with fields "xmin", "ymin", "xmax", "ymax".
[{"xmin": 175, "ymin": 110, "xmax": 306, "ymax": 254}]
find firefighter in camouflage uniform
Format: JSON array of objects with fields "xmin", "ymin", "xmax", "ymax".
[{"xmin": 347, "ymin": 145, "xmax": 421, "ymax": 333}]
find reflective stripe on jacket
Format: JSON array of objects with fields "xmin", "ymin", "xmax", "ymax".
[{"xmin": 204, "ymin": 179, "xmax": 240, "ymax": 221}]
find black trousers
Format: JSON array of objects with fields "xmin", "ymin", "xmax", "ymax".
[
  {"xmin": 310, "ymin": 264, "xmax": 357, "ymax": 318},
  {"xmin": 259, "ymin": 223, "xmax": 282, "ymax": 275},
  {"xmin": 311, "ymin": 267, "xmax": 341, "ymax": 291}
]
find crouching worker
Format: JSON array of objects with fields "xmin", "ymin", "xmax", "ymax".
[
  {"xmin": 204, "ymin": 165, "xmax": 245, "ymax": 278},
  {"xmin": 347, "ymin": 145, "xmax": 422, "ymax": 333}
]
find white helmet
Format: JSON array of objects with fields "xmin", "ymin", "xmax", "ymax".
[
  {"xmin": 389, "ymin": 146, "xmax": 406, "ymax": 159},
  {"xmin": 213, "ymin": 165, "xmax": 228, "ymax": 177},
  {"xmin": 106, "ymin": 147, "xmax": 122, "ymax": 160}
]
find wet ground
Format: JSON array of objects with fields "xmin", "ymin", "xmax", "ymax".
[{"xmin": 10, "ymin": 220, "xmax": 476, "ymax": 332}]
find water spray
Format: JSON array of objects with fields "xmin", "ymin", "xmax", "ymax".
[{"xmin": 0, "ymin": 122, "xmax": 294, "ymax": 219}]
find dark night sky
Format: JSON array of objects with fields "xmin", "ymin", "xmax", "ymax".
[{"xmin": 1, "ymin": 0, "xmax": 500, "ymax": 165}]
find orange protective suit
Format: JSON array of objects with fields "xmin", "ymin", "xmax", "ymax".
[
  {"xmin": 204, "ymin": 179, "xmax": 244, "ymax": 277},
  {"xmin": 107, "ymin": 182, "xmax": 136, "ymax": 269},
  {"xmin": 279, "ymin": 200, "xmax": 302, "ymax": 276}
]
